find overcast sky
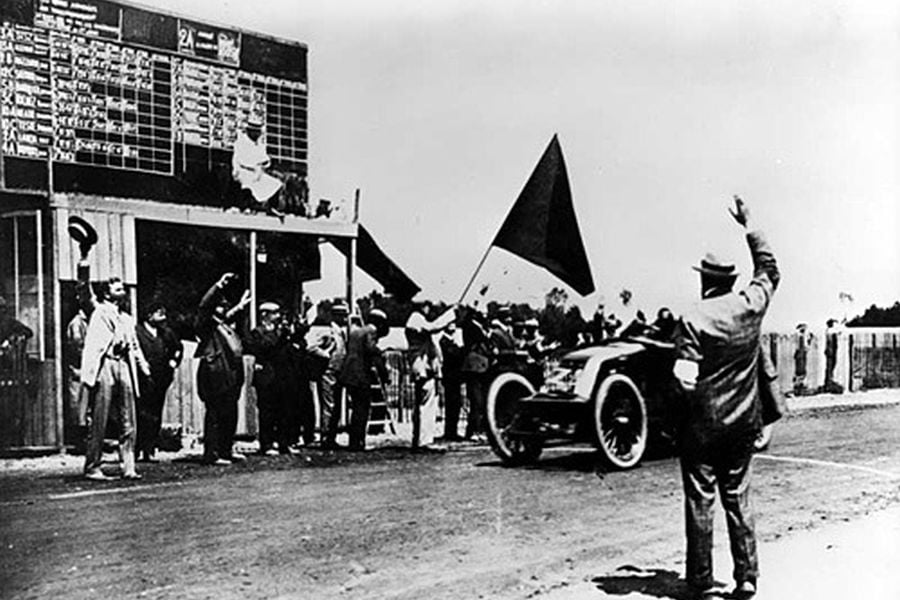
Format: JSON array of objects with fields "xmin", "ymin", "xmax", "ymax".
[{"xmin": 146, "ymin": 0, "xmax": 899, "ymax": 331}]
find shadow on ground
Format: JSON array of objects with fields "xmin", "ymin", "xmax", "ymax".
[{"xmin": 591, "ymin": 565, "xmax": 727, "ymax": 599}]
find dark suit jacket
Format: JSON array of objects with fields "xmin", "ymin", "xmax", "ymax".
[
  {"xmin": 338, "ymin": 324, "xmax": 386, "ymax": 387},
  {"xmin": 675, "ymin": 230, "xmax": 780, "ymax": 448}
]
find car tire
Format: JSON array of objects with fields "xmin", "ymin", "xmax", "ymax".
[
  {"xmin": 486, "ymin": 371, "xmax": 543, "ymax": 466},
  {"xmin": 592, "ymin": 373, "xmax": 648, "ymax": 469}
]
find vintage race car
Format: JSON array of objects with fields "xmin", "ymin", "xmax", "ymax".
[{"xmin": 485, "ymin": 336, "xmax": 773, "ymax": 469}]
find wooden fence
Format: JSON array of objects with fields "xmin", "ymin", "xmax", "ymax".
[{"xmin": 157, "ymin": 329, "xmax": 900, "ymax": 440}]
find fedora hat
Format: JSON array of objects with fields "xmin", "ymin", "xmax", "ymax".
[
  {"xmin": 692, "ymin": 253, "xmax": 737, "ymax": 278},
  {"xmin": 67, "ymin": 215, "xmax": 98, "ymax": 247},
  {"xmin": 331, "ymin": 300, "xmax": 349, "ymax": 314}
]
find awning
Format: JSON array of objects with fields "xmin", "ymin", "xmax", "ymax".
[{"xmin": 331, "ymin": 224, "xmax": 421, "ymax": 301}]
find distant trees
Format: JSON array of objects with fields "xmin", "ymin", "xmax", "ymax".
[{"xmin": 846, "ymin": 302, "xmax": 900, "ymax": 327}]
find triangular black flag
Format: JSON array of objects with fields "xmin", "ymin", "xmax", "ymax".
[{"xmin": 492, "ymin": 135, "xmax": 595, "ymax": 296}]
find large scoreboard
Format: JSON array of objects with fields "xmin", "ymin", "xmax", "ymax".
[{"xmin": 0, "ymin": 0, "xmax": 308, "ymax": 196}]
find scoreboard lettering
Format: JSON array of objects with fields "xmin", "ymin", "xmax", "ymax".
[{"xmin": 0, "ymin": 0, "xmax": 307, "ymax": 177}]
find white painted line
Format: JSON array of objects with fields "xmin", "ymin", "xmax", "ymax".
[
  {"xmin": 756, "ymin": 453, "xmax": 900, "ymax": 479},
  {"xmin": 48, "ymin": 481, "xmax": 186, "ymax": 501}
]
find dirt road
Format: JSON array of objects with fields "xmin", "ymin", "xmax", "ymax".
[{"xmin": 2, "ymin": 400, "xmax": 900, "ymax": 599}]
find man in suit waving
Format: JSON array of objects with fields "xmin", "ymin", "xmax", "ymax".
[{"xmin": 673, "ymin": 196, "xmax": 780, "ymax": 599}]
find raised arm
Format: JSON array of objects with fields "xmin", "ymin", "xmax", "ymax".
[{"xmin": 731, "ymin": 195, "xmax": 780, "ymax": 312}]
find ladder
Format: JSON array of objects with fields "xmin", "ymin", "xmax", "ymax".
[{"xmin": 367, "ymin": 383, "xmax": 396, "ymax": 435}]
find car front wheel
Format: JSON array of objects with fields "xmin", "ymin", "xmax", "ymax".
[
  {"xmin": 592, "ymin": 373, "xmax": 648, "ymax": 469},
  {"xmin": 486, "ymin": 372, "xmax": 543, "ymax": 465}
]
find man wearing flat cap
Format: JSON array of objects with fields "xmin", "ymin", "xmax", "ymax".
[
  {"xmin": 339, "ymin": 308, "xmax": 389, "ymax": 451},
  {"xmin": 672, "ymin": 196, "xmax": 780, "ymax": 600},
  {"xmin": 246, "ymin": 301, "xmax": 291, "ymax": 455}
]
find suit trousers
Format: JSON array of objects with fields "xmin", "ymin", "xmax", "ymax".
[
  {"xmin": 317, "ymin": 370, "xmax": 343, "ymax": 443},
  {"xmin": 346, "ymin": 384, "xmax": 373, "ymax": 450},
  {"xmin": 442, "ymin": 375, "xmax": 463, "ymax": 439},
  {"xmin": 256, "ymin": 382, "xmax": 278, "ymax": 452},
  {"xmin": 464, "ymin": 374, "xmax": 487, "ymax": 437},
  {"xmin": 680, "ymin": 440, "xmax": 759, "ymax": 589},
  {"xmin": 202, "ymin": 386, "xmax": 241, "ymax": 461},
  {"xmin": 412, "ymin": 378, "xmax": 438, "ymax": 448},
  {"xmin": 136, "ymin": 373, "xmax": 172, "ymax": 457},
  {"xmin": 297, "ymin": 381, "xmax": 316, "ymax": 445},
  {"xmin": 84, "ymin": 357, "xmax": 136, "ymax": 474}
]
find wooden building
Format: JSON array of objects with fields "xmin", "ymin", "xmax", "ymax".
[{"xmin": 0, "ymin": 0, "xmax": 357, "ymax": 452}]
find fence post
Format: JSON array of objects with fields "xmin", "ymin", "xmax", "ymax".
[{"xmin": 847, "ymin": 334, "xmax": 854, "ymax": 392}]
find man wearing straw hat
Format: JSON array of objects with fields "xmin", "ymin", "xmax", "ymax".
[
  {"xmin": 231, "ymin": 113, "xmax": 283, "ymax": 215},
  {"xmin": 672, "ymin": 196, "xmax": 780, "ymax": 600}
]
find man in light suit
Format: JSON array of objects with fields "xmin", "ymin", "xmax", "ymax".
[
  {"xmin": 81, "ymin": 277, "xmax": 150, "ymax": 481},
  {"xmin": 673, "ymin": 196, "xmax": 780, "ymax": 599},
  {"xmin": 405, "ymin": 301, "xmax": 455, "ymax": 450},
  {"xmin": 310, "ymin": 301, "xmax": 349, "ymax": 448}
]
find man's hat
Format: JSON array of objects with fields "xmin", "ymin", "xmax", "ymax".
[
  {"xmin": 67, "ymin": 215, "xmax": 98, "ymax": 247},
  {"xmin": 259, "ymin": 302, "xmax": 281, "ymax": 313},
  {"xmin": 331, "ymin": 300, "xmax": 349, "ymax": 314},
  {"xmin": 523, "ymin": 318, "xmax": 539, "ymax": 328},
  {"xmin": 692, "ymin": 253, "xmax": 737, "ymax": 278},
  {"xmin": 247, "ymin": 113, "xmax": 264, "ymax": 127},
  {"xmin": 368, "ymin": 308, "xmax": 387, "ymax": 322}
]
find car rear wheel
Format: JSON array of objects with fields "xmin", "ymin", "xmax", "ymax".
[
  {"xmin": 592, "ymin": 373, "xmax": 648, "ymax": 469},
  {"xmin": 486, "ymin": 372, "xmax": 543, "ymax": 465}
]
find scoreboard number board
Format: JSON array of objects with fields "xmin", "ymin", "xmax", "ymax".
[{"xmin": 0, "ymin": 0, "xmax": 308, "ymax": 177}]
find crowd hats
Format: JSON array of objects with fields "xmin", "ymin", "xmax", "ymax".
[{"xmin": 259, "ymin": 302, "xmax": 281, "ymax": 313}]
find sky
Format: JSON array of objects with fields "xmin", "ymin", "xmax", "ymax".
[{"xmin": 145, "ymin": 0, "xmax": 899, "ymax": 332}]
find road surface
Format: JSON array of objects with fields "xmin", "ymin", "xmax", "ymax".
[{"xmin": 2, "ymin": 400, "xmax": 900, "ymax": 599}]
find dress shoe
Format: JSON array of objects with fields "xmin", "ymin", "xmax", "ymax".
[
  {"xmin": 733, "ymin": 580, "xmax": 756, "ymax": 598},
  {"xmin": 84, "ymin": 469, "xmax": 112, "ymax": 481},
  {"xmin": 227, "ymin": 453, "xmax": 247, "ymax": 463},
  {"xmin": 121, "ymin": 472, "xmax": 142, "ymax": 480},
  {"xmin": 263, "ymin": 448, "xmax": 279, "ymax": 457}
]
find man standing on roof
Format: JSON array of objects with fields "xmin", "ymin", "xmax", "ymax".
[
  {"xmin": 232, "ymin": 113, "xmax": 283, "ymax": 215},
  {"xmin": 672, "ymin": 196, "xmax": 779, "ymax": 600}
]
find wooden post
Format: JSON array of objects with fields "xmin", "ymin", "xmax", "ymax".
[
  {"xmin": 249, "ymin": 230, "xmax": 258, "ymax": 330},
  {"xmin": 847, "ymin": 334, "xmax": 854, "ymax": 392},
  {"xmin": 346, "ymin": 189, "xmax": 359, "ymax": 316},
  {"xmin": 51, "ymin": 209, "xmax": 64, "ymax": 450}
]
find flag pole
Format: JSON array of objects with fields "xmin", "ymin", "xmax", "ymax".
[{"xmin": 458, "ymin": 243, "xmax": 493, "ymax": 304}]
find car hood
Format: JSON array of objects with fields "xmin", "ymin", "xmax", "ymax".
[{"xmin": 561, "ymin": 341, "xmax": 645, "ymax": 363}]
